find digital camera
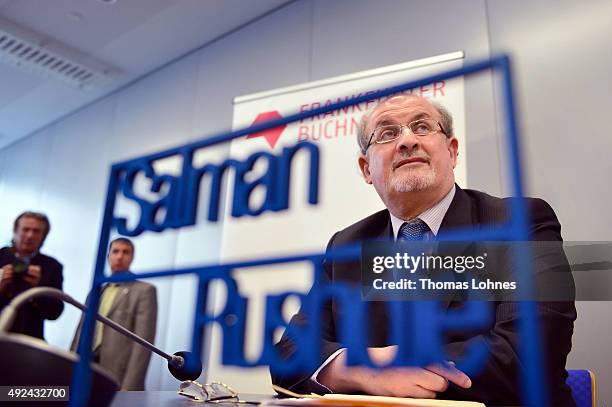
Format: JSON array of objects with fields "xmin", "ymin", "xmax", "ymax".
[{"xmin": 12, "ymin": 257, "xmax": 30, "ymax": 276}]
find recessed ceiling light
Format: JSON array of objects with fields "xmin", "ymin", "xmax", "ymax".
[
  {"xmin": 0, "ymin": 16, "xmax": 118, "ymax": 90},
  {"xmin": 97, "ymin": 0, "xmax": 117, "ymax": 4}
]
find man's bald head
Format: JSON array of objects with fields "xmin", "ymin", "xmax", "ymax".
[{"xmin": 357, "ymin": 94, "xmax": 454, "ymax": 154}]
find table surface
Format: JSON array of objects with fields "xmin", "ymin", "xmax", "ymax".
[
  {"xmin": 110, "ymin": 391, "xmax": 272, "ymax": 406},
  {"xmin": 108, "ymin": 391, "xmax": 522, "ymax": 407}
]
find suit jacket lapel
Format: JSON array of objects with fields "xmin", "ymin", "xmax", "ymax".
[
  {"xmin": 362, "ymin": 209, "xmax": 393, "ymax": 240},
  {"xmin": 106, "ymin": 282, "xmax": 131, "ymax": 316},
  {"xmin": 439, "ymin": 185, "xmax": 476, "ymax": 235},
  {"xmin": 437, "ymin": 185, "xmax": 478, "ymax": 309},
  {"xmin": 377, "ymin": 212, "xmax": 393, "ymax": 240},
  {"xmin": 332, "ymin": 210, "xmax": 391, "ymax": 285}
]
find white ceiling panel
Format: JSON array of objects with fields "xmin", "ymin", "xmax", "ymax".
[
  {"xmin": 0, "ymin": 0, "xmax": 292, "ymax": 149},
  {"xmin": 0, "ymin": 62, "xmax": 43, "ymax": 109},
  {"xmin": 0, "ymin": 0, "xmax": 175, "ymax": 52}
]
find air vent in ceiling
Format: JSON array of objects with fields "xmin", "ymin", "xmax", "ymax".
[{"xmin": 0, "ymin": 17, "xmax": 118, "ymax": 91}]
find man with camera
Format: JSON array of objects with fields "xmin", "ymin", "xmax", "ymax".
[{"xmin": 0, "ymin": 211, "xmax": 64, "ymax": 340}]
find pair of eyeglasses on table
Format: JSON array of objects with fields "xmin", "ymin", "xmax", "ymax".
[
  {"xmin": 177, "ymin": 382, "xmax": 322, "ymax": 405},
  {"xmin": 177, "ymin": 380, "xmax": 259, "ymax": 404}
]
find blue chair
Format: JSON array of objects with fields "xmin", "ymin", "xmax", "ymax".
[{"xmin": 566, "ymin": 369, "xmax": 596, "ymax": 407}]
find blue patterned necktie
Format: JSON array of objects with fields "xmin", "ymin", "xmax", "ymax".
[
  {"xmin": 398, "ymin": 218, "xmax": 430, "ymax": 241},
  {"xmin": 397, "ymin": 219, "xmax": 431, "ymax": 287}
]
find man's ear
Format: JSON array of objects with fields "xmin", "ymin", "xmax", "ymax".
[
  {"xmin": 358, "ymin": 154, "xmax": 373, "ymax": 184},
  {"xmin": 448, "ymin": 137, "xmax": 459, "ymax": 169}
]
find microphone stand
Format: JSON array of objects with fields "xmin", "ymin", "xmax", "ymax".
[{"xmin": 0, "ymin": 286, "xmax": 202, "ymax": 381}]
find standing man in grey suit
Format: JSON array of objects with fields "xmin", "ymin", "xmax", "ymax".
[{"xmin": 72, "ymin": 237, "xmax": 157, "ymax": 391}]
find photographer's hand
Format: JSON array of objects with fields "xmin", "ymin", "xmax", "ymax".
[
  {"xmin": 23, "ymin": 265, "xmax": 42, "ymax": 287},
  {"xmin": 0, "ymin": 264, "xmax": 14, "ymax": 296}
]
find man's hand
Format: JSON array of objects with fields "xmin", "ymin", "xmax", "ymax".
[
  {"xmin": 23, "ymin": 265, "xmax": 42, "ymax": 287},
  {"xmin": 318, "ymin": 346, "xmax": 471, "ymax": 399},
  {"xmin": 0, "ymin": 265, "xmax": 14, "ymax": 296}
]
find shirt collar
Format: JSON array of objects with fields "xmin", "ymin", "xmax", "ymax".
[
  {"xmin": 389, "ymin": 184, "xmax": 456, "ymax": 239},
  {"xmin": 10, "ymin": 245, "xmax": 37, "ymax": 261}
]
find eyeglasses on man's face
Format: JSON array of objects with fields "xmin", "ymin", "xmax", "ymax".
[{"xmin": 365, "ymin": 118, "xmax": 446, "ymax": 151}]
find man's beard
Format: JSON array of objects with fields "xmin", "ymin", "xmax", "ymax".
[{"xmin": 389, "ymin": 165, "xmax": 437, "ymax": 192}]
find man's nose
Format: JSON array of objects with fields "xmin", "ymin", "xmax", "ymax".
[{"xmin": 395, "ymin": 126, "xmax": 420, "ymax": 152}]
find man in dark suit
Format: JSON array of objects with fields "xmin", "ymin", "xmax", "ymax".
[
  {"xmin": 272, "ymin": 95, "xmax": 576, "ymax": 406},
  {"xmin": 0, "ymin": 211, "xmax": 63, "ymax": 340},
  {"xmin": 71, "ymin": 237, "xmax": 157, "ymax": 391}
]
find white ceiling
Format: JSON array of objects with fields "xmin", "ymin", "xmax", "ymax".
[{"xmin": 0, "ymin": 0, "xmax": 292, "ymax": 149}]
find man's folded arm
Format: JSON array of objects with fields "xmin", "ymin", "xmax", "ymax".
[
  {"xmin": 441, "ymin": 300, "xmax": 575, "ymax": 405},
  {"xmin": 442, "ymin": 199, "xmax": 576, "ymax": 405},
  {"xmin": 271, "ymin": 234, "xmax": 343, "ymax": 394},
  {"xmin": 271, "ymin": 305, "xmax": 343, "ymax": 393}
]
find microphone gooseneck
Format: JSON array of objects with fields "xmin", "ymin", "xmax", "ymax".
[{"xmin": 0, "ymin": 287, "xmax": 202, "ymax": 381}]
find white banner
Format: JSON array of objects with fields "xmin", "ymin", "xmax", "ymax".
[{"xmin": 207, "ymin": 52, "xmax": 467, "ymax": 392}]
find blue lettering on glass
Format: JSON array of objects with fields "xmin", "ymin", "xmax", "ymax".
[
  {"xmin": 113, "ymin": 142, "xmax": 319, "ymax": 236},
  {"xmin": 188, "ymin": 269, "xmax": 491, "ymax": 377},
  {"xmin": 72, "ymin": 55, "xmax": 546, "ymax": 407}
]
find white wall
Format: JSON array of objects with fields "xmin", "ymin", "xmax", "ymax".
[
  {"xmin": 0, "ymin": 0, "xmax": 610, "ymax": 404},
  {"xmin": 485, "ymin": 2, "xmax": 612, "ymax": 406}
]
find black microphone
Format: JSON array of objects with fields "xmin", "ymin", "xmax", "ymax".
[{"xmin": 0, "ymin": 287, "xmax": 203, "ymax": 382}]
